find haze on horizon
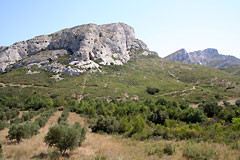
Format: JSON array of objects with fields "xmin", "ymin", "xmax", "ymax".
[{"xmin": 0, "ymin": 0, "xmax": 239, "ymax": 58}]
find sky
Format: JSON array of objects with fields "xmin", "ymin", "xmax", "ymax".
[{"xmin": 0, "ymin": 0, "xmax": 240, "ymax": 58}]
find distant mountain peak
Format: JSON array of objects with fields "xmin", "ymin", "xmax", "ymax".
[
  {"xmin": 165, "ymin": 48, "xmax": 240, "ymax": 68},
  {"xmin": 0, "ymin": 23, "xmax": 157, "ymax": 75}
]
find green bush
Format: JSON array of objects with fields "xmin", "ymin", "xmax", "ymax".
[
  {"xmin": 0, "ymin": 120, "xmax": 8, "ymax": 130},
  {"xmin": 91, "ymin": 116, "xmax": 120, "ymax": 134},
  {"xmin": 7, "ymin": 124, "xmax": 25, "ymax": 143},
  {"xmin": 236, "ymin": 100, "xmax": 240, "ymax": 107},
  {"xmin": 146, "ymin": 87, "xmax": 159, "ymax": 95},
  {"xmin": 25, "ymin": 95, "xmax": 53, "ymax": 110},
  {"xmin": 163, "ymin": 143, "xmax": 175, "ymax": 155},
  {"xmin": 23, "ymin": 122, "xmax": 40, "ymax": 138},
  {"xmin": 58, "ymin": 110, "xmax": 69, "ymax": 125},
  {"xmin": 183, "ymin": 143, "xmax": 219, "ymax": 160},
  {"xmin": 44, "ymin": 122, "xmax": 87, "ymax": 156},
  {"xmin": 200, "ymin": 102, "xmax": 222, "ymax": 117}
]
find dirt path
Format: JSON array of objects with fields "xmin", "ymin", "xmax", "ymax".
[
  {"xmin": 77, "ymin": 73, "xmax": 88, "ymax": 102},
  {"xmin": 157, "ymin": 86, "xmax": 196, "ymax": 97},
  {"xmin": 0, "ymin": 82, "xmax": 47, "ymax": 88},
  {"xmin": 1, "ymin": 111, "xmax": 62, "ymax": 160},
  {"xmin": 190, "ymin": 98, "xmax": 240, "ymax": 108}
]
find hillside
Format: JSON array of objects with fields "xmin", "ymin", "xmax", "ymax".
[
  {"xmin": 165, "ymin": 48, "xmax": 240, "ymax": 68},
  {"xmin": 0, "ymin": 54, "xmax": 240, "ymax": 104},
  {"xmin": 221, "ymin": 65, "xmax": 240, "ymax": 76}
]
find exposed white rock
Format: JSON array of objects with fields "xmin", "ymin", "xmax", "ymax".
[
  {"xmin": 165, "ymin": 48, "xmax": 240, "ymax": 68},
  {"xmin": 27, "ymin": 70, "xmax": 40, "ymax": 74},
  {"xmin": 0, "ymin": 23, "xmax": 158, "ymax": 75},
  {"xmin": 51, "ymin": 74, "xmax": 64, "ymax": 81}
]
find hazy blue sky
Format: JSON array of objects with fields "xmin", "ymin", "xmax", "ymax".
[{"xmin": 0, "ymin": 0, "xmax": 239, "ymax": 58}]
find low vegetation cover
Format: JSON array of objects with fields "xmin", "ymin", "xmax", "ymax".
[
  {"xmin": 69, "ymin": 98, "xmax": 240, "ymax": 144},
  {"xmin": 0, "ymin": 85, "xmax": 240, "ymax": 158},
  {"xmin": 7, "ymin": 109, "xmax": 56, "ymax": 143},
  {"xmin": 44, "ymin": 110, "xmax": 87, "ymax": 156}
]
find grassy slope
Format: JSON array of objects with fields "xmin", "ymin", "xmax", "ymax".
[
  {"xmin": 0, "ymin": 55, "xmax": 240, "ymax": 104},
  {"xmin": 221, "ymin": 65, "xmax": 240, "ymax": 76}
]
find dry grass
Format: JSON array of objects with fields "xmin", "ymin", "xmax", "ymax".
[
  {"xmin": 0, "ymin": 111, "xmax": 62, "ymax": 160},
  {"xmin": 1, "ymin": 112, "xmax": 240, "ymax": 160}
]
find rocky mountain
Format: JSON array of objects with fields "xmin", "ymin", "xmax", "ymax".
[
  {"xmin": 0, "ymin": 23, "xmax": 157, "ymax": 75},
  {"xmin": 165, "ymin": 48, "xmax": 240, "ymax": 68}
]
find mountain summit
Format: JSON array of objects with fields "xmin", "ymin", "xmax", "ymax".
[
  {"xmin": 165, "ymin": 48, "xmax": 240, "ymax": 68},
  {"xmin": 0, "ymin": 23, "xmax": 157, "ymax": 75}
]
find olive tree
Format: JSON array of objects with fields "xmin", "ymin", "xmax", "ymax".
[{"xmin": 44, "ymin": 122, "xmax": 87, "ymax": 156}]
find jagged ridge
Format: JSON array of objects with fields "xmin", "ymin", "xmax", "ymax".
[
  {"xmin": 165, "ymin": 48, "xmax": 240, "ymax": 68},
  {"xmin": 0, "ymin": 23, "xmax": 157, "ymax": 75}
]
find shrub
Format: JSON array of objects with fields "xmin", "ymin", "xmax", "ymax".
[
  {"xmin": 7, "ymin": 124, "xmax": 25, "ymax": 143},
  {"xmin": 23, "ymin": 122, "xmax": 40, "ymax": 138},
  {"xmin": 0, "ymin": 120, "xmax": 8, "ymax": 130},
  {"xmin": 91, "ymin": 116, "xmax": 120, "ymax": 134},
  {"xmin": 145, "ymin": 144, "xmax": 163, "ymax": 158},
  {"xmin": 146, "ymin": 87, "xmax": 159, "ymax": 95},
  {"xmin": 236, "ymin": 100, "xmax": 240, "ymax": 107},
  {"xmin": 128, "ymin": 115, "xmax": 146, "ymax": 136},
  {"xmin": 149, "ymin": 110, "xmax": 169, "ymax": 124},
  {"xmin": 35, "ymin": 116, "xmax": 48, "ymax": 128},
  {"xmin": 25, "ymin": 95, "xmax": 53, "ymax": 110},
  {"xmin": 183, "ymin": 143, "xmax": 219, "ymax": 160},
  {"xmin": 200, "ymin": 102, "xmax": 222, "ymax": 117},
  {"xmin": 58, "ymin": 110, "xmax": 69, "ymax": 125},
  {"xmin": 181, "ymin": 108, "xmax": 207, "ymax": 123},
  {"xmin": 0, "ymin": 112, "xmax": 6, "ymax": 121},
  {"xmin": 44, "ymin": 122, "xmax": 87, "ymax": 156},
  {"xmin": 163, "ymin": 143, "xmax": 175, "ymax": 155},
  {"xmin": 21, "ymin": 111, "xmax": 34, "ymax": 122}
]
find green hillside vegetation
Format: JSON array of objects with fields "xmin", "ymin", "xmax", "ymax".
[
  {"xmin": 0, "ymin": 55, "xmax": 240, "ymax": 105},
  {"xmin": 221, "ymin": 65, "xmax": 240, "ymax": 76}
]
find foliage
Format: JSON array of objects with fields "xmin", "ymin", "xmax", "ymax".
[
  {"xmin": 163, "ymin": 143, "xmax": 176, "ymax": 155},
  {"xmin": 236, "ymin": 100, "xmax": 240, "ymax": 107},
  {"xmin": 7, "ymin": 124, "xmax": 26, "ymax": 143},
  {"xmin": 25, "ymin": 95, "xmax": 53, "ymax": 110},
  {"xmin": 91, "ymin": 116, "xmax": 120, "ymax": 134},
  {"xmin": 44, "ymin": 122, "xmax": 87, "ymax": 155},
  {"xmin": 58, "ymin": 110, "xmax": 69, "ymax": 125},
  {"xmin": 0, "ymin": 120, "xmax": 8, "ymax": 130},
  {"xmin": 7, "ymin": 109, "xmax": 56, "ymax": 143},
  {"xmin": 146, "ymin": 87, "xmax": 159, "ymax": 95},
  {"xmin": 200, "ymin": 102, "xmax": 222, "ymax": 117}
]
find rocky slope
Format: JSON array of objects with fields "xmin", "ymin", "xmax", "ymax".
[
  {"xmin": 165, "ymin": 48, "xmax": 240, "ymax": 68},
  {"xmin": 0, "ymin": 23, "xmax": 157, "ymax": 75}
]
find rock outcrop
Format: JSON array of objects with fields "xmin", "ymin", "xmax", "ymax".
[
  {"xmin": 0, "ymin": 23, "xmax": 157, "ymax": 75},
  {"xmin": 165, "ymin": 48, "xmax": 240, "ymax": 68}
]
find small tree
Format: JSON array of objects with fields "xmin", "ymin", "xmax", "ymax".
[
  {"xmin": 44, "ymin": 122, "xmax": 87, "ymax": 156},
  {"xmin": 0, "ymin": 120, "xmax": 8, "ymax": 131},
  {"xmin": 236, "ymin": 100, "xmax": 240, "ymax": 107},
  {"xmin": 7, "ymin": 124, "xmax": 25, "ymax": 143},
  {"xmin": 146, "ymin": 87, "xmax": 160, "ymax": 95}
]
